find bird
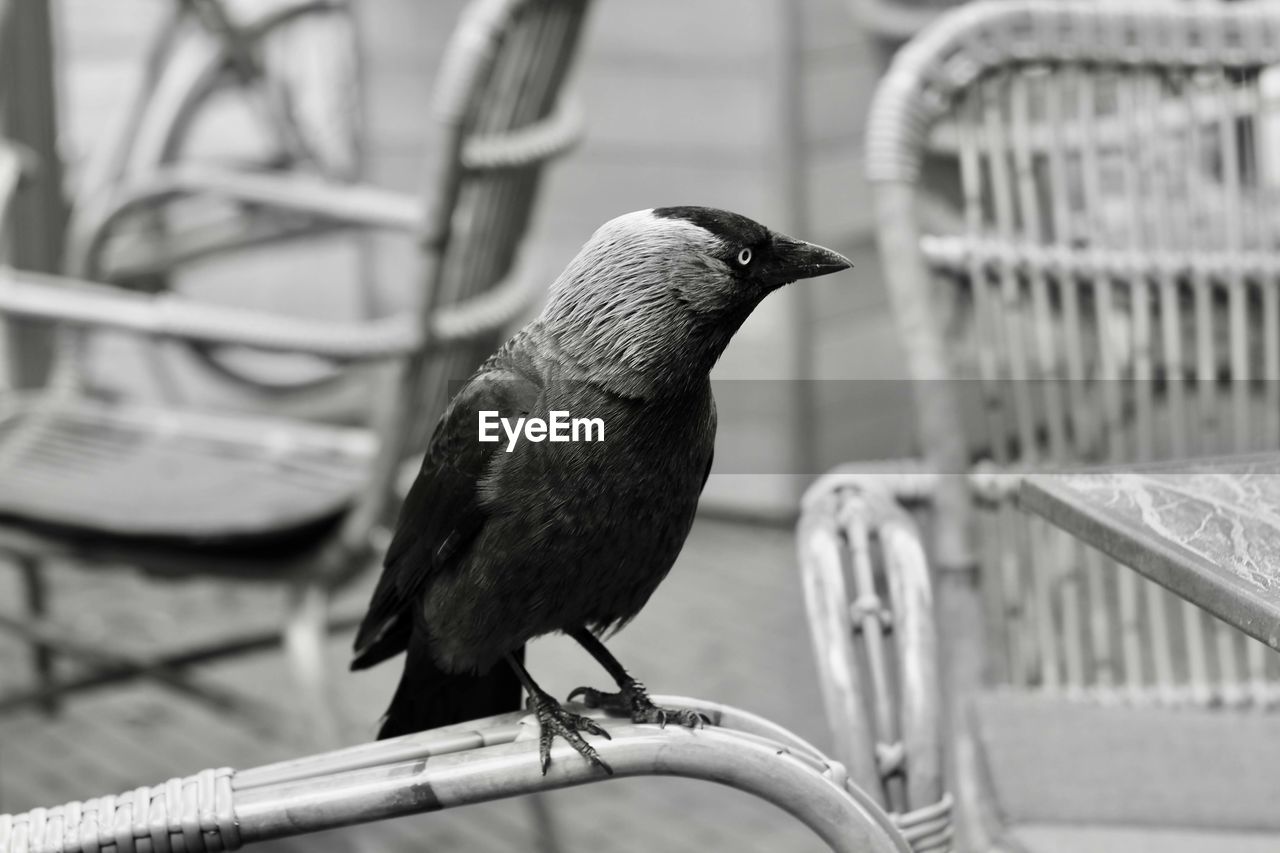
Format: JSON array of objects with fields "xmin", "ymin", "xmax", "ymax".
[{"xmin": 351, "ymin": 206, "xmax": 851, "ymax": 775}]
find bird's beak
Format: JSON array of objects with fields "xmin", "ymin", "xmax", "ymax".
[{"xmin": 765, "ymin": 234, "xmax": 852, "ymax": 287}]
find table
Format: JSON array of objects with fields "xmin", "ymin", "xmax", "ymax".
[{"xmin": 1020, "ymin": 453, "xmax": 1280, "ymax": 650}]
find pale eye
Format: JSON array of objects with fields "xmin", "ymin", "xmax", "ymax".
[{"xmin": 736, "ymin": 247, "xmax": 753, "ymax": 266}]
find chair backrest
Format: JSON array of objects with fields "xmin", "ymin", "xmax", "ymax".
[
  {"xmin": 401, "ymin": 0, "xmax": 589, "ymax": 442},
  {"xmin": 341, "ymin": 0, "xmax": 590, "ymax": 552},
  {"xmin": 868, "ymin": 1, "xmax": 1280, "ymax": 702}
]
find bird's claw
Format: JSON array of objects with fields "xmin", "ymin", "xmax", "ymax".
[
  {"xmin": 568, "ymin": 681, "xmax": 709, "ymax": 729},
  {"xmin": 527, "ymin": 693, "xmax": 613, "ymax": 776}
]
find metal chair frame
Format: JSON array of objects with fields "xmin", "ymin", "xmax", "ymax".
[{"xmin": 802, "ymin": 2, "xmax": 1280, "ymax": 850}]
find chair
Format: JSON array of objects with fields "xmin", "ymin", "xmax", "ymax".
[
  {"xmin": 0, "ymin": 0, "xmax": 591, "ymax": 745},
  {"xmin": 798, "ymin": 477, "xmax": 951, "ymax": 852},
  {"xmin": 801, "ymin": 3, "xmax": 1280, "ymax": 850},
  {"xmin": 66, "ymin": 0, "xmax": 369, "ymax": 413}
]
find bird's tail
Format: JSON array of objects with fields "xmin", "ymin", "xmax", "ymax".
[{"xmin": 377, "ymin": 633, "xmax": 526, "ymax": 740}]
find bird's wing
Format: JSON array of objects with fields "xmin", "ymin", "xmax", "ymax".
[
  {"xmin": 352, "ymin": 363, "xmax": 542, "ymax": 668},
  {"xmin": 700, "ymin": 391, "xmax": 716, "ymax": 491}
]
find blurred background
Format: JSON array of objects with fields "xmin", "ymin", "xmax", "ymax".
[
  {"xmin": 0, "ymin": 2, "xmax": 942, "ymax": 851},
  {"xmin": 7, "ymin": 2, "xmax": 1278, "ymax": 852}
]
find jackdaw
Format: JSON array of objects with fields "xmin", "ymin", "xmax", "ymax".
[{"xmin": 352, "ymin": 206, "xmax": 851, "ymax": 774}]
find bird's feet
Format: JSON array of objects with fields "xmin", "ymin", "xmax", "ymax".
[
  {"xmin": 527, "ymin": 689, "xmax": 613, "ymax": 776},
  {"xmin": 568, "ymin": 677, "xmax": 709, "ymax": 728}
]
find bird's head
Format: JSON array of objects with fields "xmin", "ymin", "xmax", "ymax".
[{"xmin": 541, "ymin": 207, "xmax": 851, "ymax": 395}]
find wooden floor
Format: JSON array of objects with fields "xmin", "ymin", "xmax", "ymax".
[{"xmin": 0, "ymin": 519, "xmax": 836, "ymax": 853}]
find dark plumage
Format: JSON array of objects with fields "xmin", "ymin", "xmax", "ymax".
[{"xmin": 352, "ymin": 207, "xmax": 851, "ymax": 771}]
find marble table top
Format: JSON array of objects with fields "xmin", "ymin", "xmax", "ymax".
[{"xmin": 1020, "ymin": 454, "xmax": 1280, "ymax": 650}]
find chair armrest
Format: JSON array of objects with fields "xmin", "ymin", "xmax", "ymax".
[
  {"xmin": 0, "ymin": 704, "xmax": 912, "ymax": 853},
  {"xmin": 798, "ymin": 468, "xmax": 949, "ymax": 845},
  {"xmin": 802, "ymin": 458, "xmax": 939, "ymax": 513},
  {"xmin": 65, "ymin": 165, "xmax": 423, "ymax": 281},
  {"xmin": 110, "ymin": 165, "xmax": 422, "ymax": 232},
  {"xmin": 92, "ymin": 93, "xmax": 581, "ymax": 239},
  {"xmin": 68, "ymin": 96, "xmax": 587, "ymax": 277},
  {"xmin": 0, "ymin": 262, "xmax": 534, "ymax": 360}
]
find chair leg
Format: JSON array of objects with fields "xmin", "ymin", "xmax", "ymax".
[
  {"xmin": 18, "ymin": 556, "xmax": 58, "ymax": 715},
  {"xmin": 527, "ymin": 792, "xmax": 565, "ymax": 853},
  {"xmin": 939, "ymin": 569, "xmax": 994, "ymax": 853},
  {"xmin": 283, "ymin": 580, "xmax": 343, "ymax": 747}
]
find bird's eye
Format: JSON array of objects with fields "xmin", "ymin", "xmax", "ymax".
[{"xmin": 735, "ymin": 247, "xmax": 752, "ymax": 266}]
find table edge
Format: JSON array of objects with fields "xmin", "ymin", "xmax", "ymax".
[{"xmin": 1020, "ymin": 473, "xmax": 1280, "ymax": 651}]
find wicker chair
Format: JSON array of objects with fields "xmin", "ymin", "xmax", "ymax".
[
  {"xmin": 798, "ymin": 477, "xmax": 951, "ymax": 852},
  {"xmin": 0, "ymin": 0, "xmax": 590, "ymax": 744},
  {"xmin": 64, "ymin": 0, "xmax": 368, "ymax": 411},
  {"xmin": 802, "ymin": 3, "xmax": 1280, "ymax": 851}
]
